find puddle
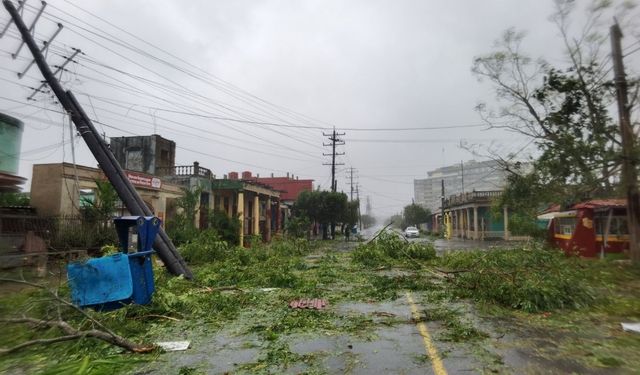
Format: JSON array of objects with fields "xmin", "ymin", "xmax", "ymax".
[{"xmin": 337, "ymin": 298, "xmax": 413, "ymax": 322}]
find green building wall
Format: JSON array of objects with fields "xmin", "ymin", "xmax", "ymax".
[{"xmin": 0, "ymin": 113, "xmax": 24, "ymax": 175}]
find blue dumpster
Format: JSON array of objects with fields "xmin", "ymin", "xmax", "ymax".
[{"xmin": 67, "ymin": 216, "xmax": 161, "ymax": 310}]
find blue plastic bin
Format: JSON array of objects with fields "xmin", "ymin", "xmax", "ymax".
[{"xmin": 67, "ymin": 216, "xmax": 161, "ymax": 310}]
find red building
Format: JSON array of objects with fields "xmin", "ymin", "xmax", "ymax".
[{"xmin": 239, "ymin": 171, "xmax": 313, "ymax": 204}]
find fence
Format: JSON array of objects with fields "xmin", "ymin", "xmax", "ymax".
[{"xmin": 0, "ymin": 213, "xmax": 117, "ymax": 254}]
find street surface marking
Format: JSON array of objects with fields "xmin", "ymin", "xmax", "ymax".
[{"xmin": 406, "ymin": 292, "xmax": 448, "ymax": 375}]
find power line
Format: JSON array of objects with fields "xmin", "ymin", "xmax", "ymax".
[
  {"xmin": 0, "ymin": 95, "xmax": 311, "ymax": 173},
  {"xmin": 54, "ymin": 0, "xmax": 337, "ymax": 130},
  {"xmin": 22, "ymin": 4, "xmax": 333, "ymax": 145}
]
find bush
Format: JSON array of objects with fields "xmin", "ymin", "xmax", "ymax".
[
  {"xmin": 439, "ymin": 244, "xmax": 595, "ymax": 312},
  {"xmin": 208, "ymin": 210, "xmax": 240, "ymax": 244},
  {"xmin": 285, "ymin": 216, "xmax": 311, "ymax": 238},
  {"xmin": 351, "ymin": 232, "xmax": 436, "ymax": 267},
  {"xmin": 179, "ymin": 229, "xmax": 230, "ymax": 263}
]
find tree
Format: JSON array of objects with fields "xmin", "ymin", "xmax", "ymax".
[
  {"xmin": 402, "ymin": 203, "xmax": 431, "ymax": 228},
  {"xmin": 166, "ymin": 187, "xmax": 201, "ymax": 245},
  {"xmin": 292, "ymin": 190, "xmax": 349, "ymax": 239},
  {"xmin": 388, "ymin": 214, "xmax": 403, "ymax": 228},
  {"xmin": 472, "ymin": 0, "xmax": 639, "ymax": 208},
  {"xmin": 361, "ymin": 214, "xmax": 376, "ymax": 229},
  {"xmin": 80, "ymin": 179, "xmax": 118, "ymax": 224},
  {"xmin": 0, "ymin": 192, "xmax": 29, "ymax": 206}
]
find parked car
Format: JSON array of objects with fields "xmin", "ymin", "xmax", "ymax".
[{"xmin": 404, "ymin": 226, "xmax": 419, "ymax": 238}]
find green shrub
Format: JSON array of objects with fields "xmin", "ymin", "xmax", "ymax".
[
  {"xmin": 439, "ymin": 244, "xmax": 595, "ymax": 312},
  {"xmin": 179, "ymin": 229, "xmax": 230, "ymax": 263},
  {"xmin": 208, "ymin": 210, "xmax": 240, "ymax": 244}
]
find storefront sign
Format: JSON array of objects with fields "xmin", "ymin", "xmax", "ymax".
[{"xmin": 126, "ymin": 171, "xmax": 162, "ymax": 190}]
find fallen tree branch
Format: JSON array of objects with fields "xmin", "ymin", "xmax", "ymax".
[
  {"xmin": 365, "ymin": 223, "xmax": 393, "ymax": 244},
  {"xmin": 0, "ymin": 278, "xmax": 117, "ymax": 338},
  {"xmin": 197, "ymin": 285, "xmax": 243, "ymax": 293},
  {"xmin": 141, "ymin": 314, "xmax": 181, "ymax": 322},
  {"xmin": 0, "ymin": 278, "xmax": 155, "ymax": 355},
  {"xmin": 0, "ymin": 317, "xmax": 155, "ymax": 354},
  {"xmin": 0, "ymin": 334, "xmax": 82, "ymax": 355}
]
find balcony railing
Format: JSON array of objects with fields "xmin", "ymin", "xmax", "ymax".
[
  {"xmin": 444, "ymin": 190, "xmax": 502, "ymax": 207},
  {"xmin": 157, "ymin": 162, "xmax": 213, "ymax": 178}
]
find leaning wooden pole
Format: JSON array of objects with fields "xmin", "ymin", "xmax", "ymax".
[{"xmin": 3, "ymin": 0, "xmax": 192, "ymax": 278}]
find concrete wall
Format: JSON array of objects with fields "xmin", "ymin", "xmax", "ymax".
[
  {"xmin": 31, "ymin": 164, "xmax": 64, "ymax": 217},
  {"xmin": 31, "ymin": 163, "xmax": 184, "ymax": 225},
  {"xmin": 110, "ymin": 135, "xmax": 175, "ymax": 176}
]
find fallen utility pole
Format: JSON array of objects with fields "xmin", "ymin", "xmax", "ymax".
[
  {"xmin": 3, "ymin": 0, "xmax": 192, "ymax": 278},
  {"xmin": 611, "ymin": 22, "xmax": 640, "ymax": 264}
]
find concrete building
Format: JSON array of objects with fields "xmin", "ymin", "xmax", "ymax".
[
  {"xmin": 110, "ymin": 134, "xmax": 175, "ymax": 176},
  {"xmin": 414, "ymin": 160, "xmax": 509, "ymax": 214},
  {"xmin": 30, "ymin": 135, "xmax": 295, "ymax": 246},
  {"xmin": 0, "ymin": 113, "xmax": 26, "ymax": 192},
  {"xmin": 433, "ymin": 190, "xmax": 511, "ymax": 240},
  {"xmin": 111, "ymin": 135, "xmax": 216, "ymax": 229},
  {"xmin": 30, "ymin": 163, "xmax": 184, "ymax": 224},
  {"xmin": 211, "ymin": 172, "xmax": 281, "ymax": 246}
]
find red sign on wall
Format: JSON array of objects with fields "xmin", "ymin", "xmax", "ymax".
[{"xmin": 126, "ymin": 171, "xmax": 162, "ymax": 190}]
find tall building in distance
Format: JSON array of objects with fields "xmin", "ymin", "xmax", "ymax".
[{"xmin": 414, "ymin": 160, "xmax": 509, "ymax": 213}]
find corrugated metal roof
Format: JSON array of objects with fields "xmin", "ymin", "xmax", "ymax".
[{"xmin": 572, "ymin": 199, "xmax": 627, "ymax": 209}]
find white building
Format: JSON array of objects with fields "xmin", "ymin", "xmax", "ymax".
[{"xmin": 414, "ymin": 160, "xmax": 509, "ymax": 213}]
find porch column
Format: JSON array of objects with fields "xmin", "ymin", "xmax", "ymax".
[
  {"xmin": 275, "ymin": 200, "xmax": 281, "ymax": 233},
  {"xmin": 473, "ymin": 206, "xmax": 478, "ymax": 240},
  {"xmin": 237, "ymin": 191, "xmax": 244, "ymax": 246},
  {"xmin": 451, "ymin": 210, "xmax": 460, "ymax": 237},
  {"xmin": 265, "ymin": 197, "xmax": 272, "ymax": 241},
  {"xmin": 465, "ymin": 209, "xmax": 470, "ymax": 238},
  {"xmin": 503, "ymin": 205, "xmax": 510, "ymax": 240},
  {"xmin": 227, "ymin": 194, "xmax": 233, "ymax": 217},
  {"xmin": 253, "ymin": 194, "xmax": 260, "ymax": 236}
]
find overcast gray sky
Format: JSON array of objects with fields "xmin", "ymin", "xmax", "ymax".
[{"xmin": 1, "ymin": 0, "xmax": 638, "ymax": 218}]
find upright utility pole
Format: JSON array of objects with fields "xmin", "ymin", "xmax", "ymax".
[
  {"xmin": 611, "ymin": 22, "xmax": 640, "ymax": 263},
  {"xmin": 346, "ymin": 167, "xmax": 356, "ymax": 201},
  {"xmin": 2, "ymin": 0, "xmax": 192, "ymax": 278},
  {"xmin": 323, "ymin": 128, "xmax": 345, "ymax": 192},
  {"xmin": 356, "ymin": 184, "xmax": 362, "ymax": 230}
]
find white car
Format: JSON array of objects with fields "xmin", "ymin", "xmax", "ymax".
[{"xmin": 404, "ymin": 226, "xmax": 419, "ymax": 238}]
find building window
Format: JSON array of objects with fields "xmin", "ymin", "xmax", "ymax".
[
  {"xmin": 79, "ymin": 189, "xmax": 95, "ymax": 208},
  {"xmin": 555, "ymin": 217, "xmax": 576, "ymax": 236},
  {"xmin": 160, "ymin": 149, "xmax": 170, "ymax": 167}
]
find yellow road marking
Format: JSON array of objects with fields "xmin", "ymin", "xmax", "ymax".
[{"xmin": 406, "ymin": 292, "xmax": 448, "ymax": 375}]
